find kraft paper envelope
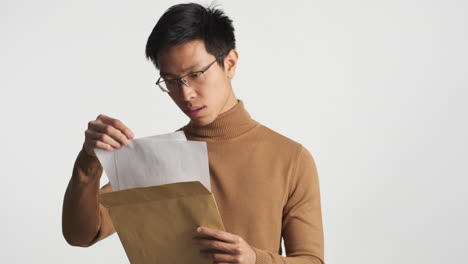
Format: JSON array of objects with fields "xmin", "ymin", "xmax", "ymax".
[{"xmin": 98, "ymin": 181, "xmax": 225, "ymax": 264}]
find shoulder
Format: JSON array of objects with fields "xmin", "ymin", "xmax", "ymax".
[
  {"xmin": 256, "ymin": 123, "xmax": 317, "ymax": 163},
  {"xmin": 253, "ymin": 123, "xmax": 306, "ymax": 157},
  {"xmin": 257, "ymin": 123, "xmax": 300, "ymax": 145}
]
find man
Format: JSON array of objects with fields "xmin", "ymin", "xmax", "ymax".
[{"xmin": 62, "ymin": 2, "xmax": 325, "ymax": 264}]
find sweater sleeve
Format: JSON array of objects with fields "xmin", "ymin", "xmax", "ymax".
[
  {"xmin": 62, "ymin": 144, "xmax": 116, "ymax": 247},
  {"xmin": 252, "ymin": 145, "xmax": 325, "ymax": 264}
]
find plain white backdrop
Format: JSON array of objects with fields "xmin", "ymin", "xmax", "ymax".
[{"xmin": 1, "ymin": 0, "xmax": 467, "ymax": 263}]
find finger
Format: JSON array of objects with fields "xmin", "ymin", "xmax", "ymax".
[
  {"xmin": 199, "ymin": 250, "xmax": 238, "ymax": 263},
  {"xmin": 194, "ymin": 238, "xmax": 239, "ymax": 255},
  {"xmin": 83, "ymin": 139, "xmax": 113, "ymax": 156},
  {"xmin": 196, "ymin": 227, "xmax": 239, "ymax": 244},
  {"xmin": 92, "ymin": 139, "xmax": 114, "ymax": 151},
  {"xmin": 88, "ymin": 122, "xmax": 130, "ymax": 146},
  {"xmin": 85, "ymin": 129, "xmax": 122, "ymax": 149},
  {"xmin": 96, "ymin": 114, "xmax": 134, "ymax": 139}
]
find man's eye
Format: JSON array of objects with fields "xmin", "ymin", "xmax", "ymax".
[{"xmin": 189, "ymin": 72, "xmax": 202, "ymax": 78}]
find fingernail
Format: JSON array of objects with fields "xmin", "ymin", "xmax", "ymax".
[{"xmin": 197, "ymin": 227, "xmax": 201, "ymax": 232}]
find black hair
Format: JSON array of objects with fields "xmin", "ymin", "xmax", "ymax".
[{"xmin": 145, "ymin": 2, "xmax": 236, "ymax": 70}]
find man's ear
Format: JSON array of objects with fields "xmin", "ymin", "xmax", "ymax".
[{"xmin": 223, "ymin": 49, "xmax": 239, "ymax": 79}]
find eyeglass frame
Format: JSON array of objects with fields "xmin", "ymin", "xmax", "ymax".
[{"xmin": 155, "ymin": 56, "xmax": 222, "ymax": 93}]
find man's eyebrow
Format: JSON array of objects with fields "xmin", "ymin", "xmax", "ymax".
[{"xmin": 160, "ymin": 63, "xmax": 200, "ymax": 77}]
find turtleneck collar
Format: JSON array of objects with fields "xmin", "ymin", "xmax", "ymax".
[{"xmin": 182, "ymin": 99, "xmax": 259, "ymax": 141}]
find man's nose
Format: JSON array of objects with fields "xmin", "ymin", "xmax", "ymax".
[{"xmin": 180, "ymin": 79, "xmax": 196, "ymax": 100}]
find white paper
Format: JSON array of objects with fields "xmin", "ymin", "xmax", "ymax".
[{"xmin": 94, "ymin": 131, "xmax": 211, "ymax": 192}]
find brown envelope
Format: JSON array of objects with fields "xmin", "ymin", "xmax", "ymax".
[{"xmin": 98, "ymin": 181, "xmax": 225, "ymax": 264}]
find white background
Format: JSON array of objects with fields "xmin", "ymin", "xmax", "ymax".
[{"xmin": 1, "ymin": 0, "xmax": 467, "ymax": 263}]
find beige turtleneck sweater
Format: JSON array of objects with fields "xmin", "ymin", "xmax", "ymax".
[{"xmin": 62, "ymin": 99, "xmax": 325, "ymax": 264}]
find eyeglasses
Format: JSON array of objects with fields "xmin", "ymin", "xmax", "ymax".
[{"xmin": 156, "ymin": 58, "xmax": 219, "ymax": 93}]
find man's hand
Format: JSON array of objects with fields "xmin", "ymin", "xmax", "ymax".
[
  {"xmin": 83, "ymin": 114, "xmax": 134, "ymax": 157},
  {"xmin": 192, "ymin": 226, "xmax": 256, "ymax": 264}
]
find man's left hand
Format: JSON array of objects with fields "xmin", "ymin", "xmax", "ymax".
[{"xmin": 192, "ymin": 226, "xmax": 256, "ymax": 264}]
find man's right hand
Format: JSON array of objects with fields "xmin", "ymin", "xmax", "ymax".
[{"xmin": 83, "ymin": 114, "xmax": 135, "ymax": 157}]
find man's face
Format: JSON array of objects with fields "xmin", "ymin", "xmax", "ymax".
[{"xmin": 157, "ymin": 39, "xmax": 238, "ymax": 126}]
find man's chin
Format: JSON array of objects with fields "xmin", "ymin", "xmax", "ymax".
[{"xmin": 189, "ymin": 115, "xmax": 214, "ymax": 127}]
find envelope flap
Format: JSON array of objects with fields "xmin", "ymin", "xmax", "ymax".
[{"xmin": 98, "ymin": 181, "xmax": 211, "ymax": 208}]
